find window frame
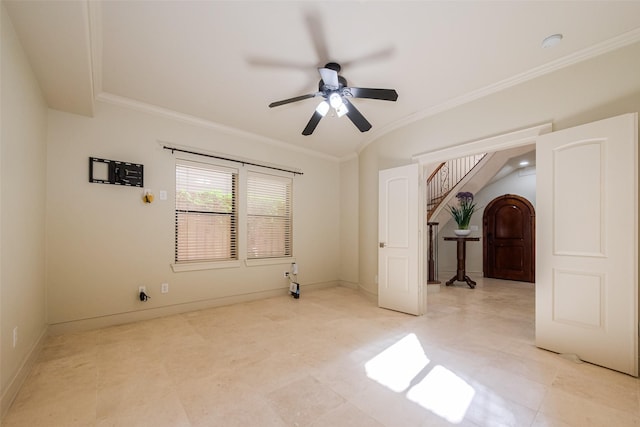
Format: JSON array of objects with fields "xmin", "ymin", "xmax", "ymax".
[
  {"xmin": 246, "ymin": 170, "xmax": 293, "ymax": 260},
  {"xmin": 171, "ymin": 158, "xmax": 294, "ymax": 272},
  {"xmin": 174, "ymin": 159, "xmax": 239, "ymax": 267}
]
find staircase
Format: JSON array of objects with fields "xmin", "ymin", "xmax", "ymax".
[{"xmin": 426, "ymin": 154, "xmax": 486, "ymax": 219}]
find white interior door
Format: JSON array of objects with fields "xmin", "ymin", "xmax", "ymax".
[
  {"xmin": 536, "ymin": 113, "xmax": 638, "ymax": 376},
  {"xmin": 378, "ymin": 164, "xmax": 422, "ymax": 315}
]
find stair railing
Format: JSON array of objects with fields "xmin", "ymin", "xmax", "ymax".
[{"xmin": 426, "ymin": 153, "xmax": 486, "ymax": 219}]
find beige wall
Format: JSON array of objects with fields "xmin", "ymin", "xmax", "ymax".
[
  {"xmin": 339, "ymin": 157, "xmax": 359, "ymax": 286},
  {"xmin": 45, "ymin": 102, "xmax": 342, "ymax": 328},
  {"xmin": 358, "ymin": 42, "xmax": 640, "ymax": 295},
  {"xmin": 1, "ymin": 3, "xmax": 48, "ymax": 413}
]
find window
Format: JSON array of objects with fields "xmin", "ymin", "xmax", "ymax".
[
  {"xmin": 174, "ymin": 160, "xmax": 294, "ymax": 268},
  {"xmin": 175, "ymin": 161, "xmax": 237, "ymax": 262},
  {"xmin": 247, "ymin": 172, "xmax": 292, "ymax": 259}
]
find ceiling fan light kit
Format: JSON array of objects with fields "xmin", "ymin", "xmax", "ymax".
[
  {"xmin": 315, "ymin": 101, "xmax": 330, "ymax": 116},
  {"xmin": 269, "ymin": 62, "xmax": 398, "ymax": 135},
  {"xmin": 329, "ymin": 92, "xmax": 343, "ymax": 109},
  {"xmin": 335, "ymin": 103, "xmax": 348, "ymax": 118}
]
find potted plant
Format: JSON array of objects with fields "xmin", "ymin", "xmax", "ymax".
[{"xmin": 449, "ymin": 191, "xmax": 476, "ymax": 236}]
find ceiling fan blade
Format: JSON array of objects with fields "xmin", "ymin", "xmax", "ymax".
[
  {"xmin": 246, "ymin": 56, "xmax": 313, "ymax": 71},
  {"xmin": 302, "ymin": 110, "xmax": 323, "ymax": 135},
  {"xmin": 347, "ymin": 87, "xmax": 398, "ymax": 102},
  {"xmin": 318, "ymin": 67, "xmax": 339, "ymax": 89},
  {"xmin": 342, "ymin": 98, "xmax": 372, "ymax": 133},
  {"xmin": 269, "ymin": 93, "xmax": 320, "ymax": 108},
  {"xmin": 305, "ymin": 12, "xmax": 330, "ymax": 65},
  {"xmin": 340, "ymin": 46, "xmax": 396, "ymax": 68}
]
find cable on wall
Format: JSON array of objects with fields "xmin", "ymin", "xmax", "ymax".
[{"xmin": 162, "ymin": 145, "xmax": 304, "ymax": 176}]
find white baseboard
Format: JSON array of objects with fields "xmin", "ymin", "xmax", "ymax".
[
  {"xmin": 357, "ymin": 284, "xmax": 378, "ymax": 303},
  {"xmin": 337, "ymin": 280, "xmax": 359, "ymax": 290},
  {"xmin": 299, "ymin": 280, "xmax": 340, "ymax": 292},
  {"xmin": 48, "ymin": 288, "xmax": 287, "ymax": 335},
  {"xmin": 1, "ymin": 326, "xmax": 48, "ymax": 420},
  {"xmin": 48, "ymin": 282, "xmax": 341, "ymax": 336}
]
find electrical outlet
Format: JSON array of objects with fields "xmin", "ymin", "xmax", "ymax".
[
  {"xmin": 12, "ymin": 327, "xmax": 18, "ymax": 348},
  {"xmin": 284, "ymin": 271, "xmax": 289, "ymax": 278},
  {"xmin": 161, "ymin": 283, "xmax": 169, "ymax": 293}
]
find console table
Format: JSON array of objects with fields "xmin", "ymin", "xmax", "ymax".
[{"xmin": 444, "ymin": 236, "xmax": 480, "ymax": 289}]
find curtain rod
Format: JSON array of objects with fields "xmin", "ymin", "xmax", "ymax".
[{"xmin": 162, "ymin": 146, "xmax": 303, "ymax": 176}]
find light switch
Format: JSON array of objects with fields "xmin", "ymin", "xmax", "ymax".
[{"xmin": 159, "ymin": 190, "xmax": 167, "ymax": 200}]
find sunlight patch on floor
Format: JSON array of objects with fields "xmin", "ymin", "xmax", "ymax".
[
  {"xmin": 406, "ymin": 365, "xmax": 475, "ymax": 424},
  {"xmin": 365, "ymin": 333, "xmax": 475, "ymax": 424},
  {"xmin": 364, "ymin": 333, "xmax": 429, "ymax": 393}
]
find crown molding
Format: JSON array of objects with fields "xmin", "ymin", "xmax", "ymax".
[
  {"xmin": 95, "ymin": 92, "xmax": 341, "ymax": 162},
  {"xmin": 358, "ymin": 27, "xmax": 640, "ymax": 155},
  {"xmin": 338, "ymin": 152, "xmax": 359, "ymax": 162}
]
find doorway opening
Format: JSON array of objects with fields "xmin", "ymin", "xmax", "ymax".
[{"xmin": 417, "ymin": 129, "xmax": 541, "ymax": 287}]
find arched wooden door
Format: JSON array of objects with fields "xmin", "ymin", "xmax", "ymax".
[{"xmin": 483, "ymin": 194, "xmax": 535, "ymax": 282}]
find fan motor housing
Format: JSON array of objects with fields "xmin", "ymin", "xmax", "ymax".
[
  {"xmin": 324, "ymin": 62, "xmax": 341, "ymax": 72},
  {"xmin": 319, "ymin": 75, "xmax": 347, "ymax": 91}
]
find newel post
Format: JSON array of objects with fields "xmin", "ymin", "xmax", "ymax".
[{"xmin": 427, "ymin": 222, "xmax": 440, "ymax": 284}]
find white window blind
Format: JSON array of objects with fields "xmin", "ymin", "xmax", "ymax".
[
  {"xmin": 175, "ymin": 161, "xmax": 237, "ymax": 262},
  {"xmin": 247, "ymin": 172, "xmax": 292, "ymax": 259}
]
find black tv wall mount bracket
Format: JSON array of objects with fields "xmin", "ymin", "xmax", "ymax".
[{"xmin": 89, "ymin": 157, "xmax": 144, "ymax": 187}]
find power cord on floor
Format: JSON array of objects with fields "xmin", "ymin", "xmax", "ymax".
[{"xmin": 289, "ymin": 262, "xmax": 300, "ymax": 299}]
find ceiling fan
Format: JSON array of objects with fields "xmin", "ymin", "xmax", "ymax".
[{"xmin": 269, "ymin": 62, "xmax": 398, "ymax": 136}]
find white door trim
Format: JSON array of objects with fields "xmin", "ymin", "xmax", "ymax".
[
  {"xmin": 412, "ymin": 123, "xmax": 552, "ymax": 164},
  {"xmin": 413, "ymin": 123, "xmax": 551, "ymax": 300}
]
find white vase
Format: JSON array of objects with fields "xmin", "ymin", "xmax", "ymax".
[{"xmin": 454, "ymin": 229, "xmax": 471, "ymax": 236}]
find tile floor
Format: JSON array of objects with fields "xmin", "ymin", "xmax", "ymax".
[{"xmin": 3, "ymin": 278, "xmax": 640, "ymax": 426}]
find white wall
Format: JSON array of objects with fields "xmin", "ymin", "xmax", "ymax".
[
  {"xmin": 438, "ymin": 166, "xmax": 536, "ymax": 274},
  {"xmin": 46, "ymin": 101, "xmax": 342, "ymax": 329},
  {"xmin": 358, "ymin": 41, "xmax": 640, "ymax": 295},
  {"xmin": 1, "ymin": 3, "xmax": 48, "ymax": 414}
]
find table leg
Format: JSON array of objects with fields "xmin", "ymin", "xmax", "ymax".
[
  {"xmin": 446, "ymin": 274, "xmax": 476, "ymax": 289},
  {"xmin": 445, "ymin": 239, "xmax": 476, "ymax": 289},
  {"xmin": 463, "ymin": 275, "xmax": 476, "ymax": 289}
]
